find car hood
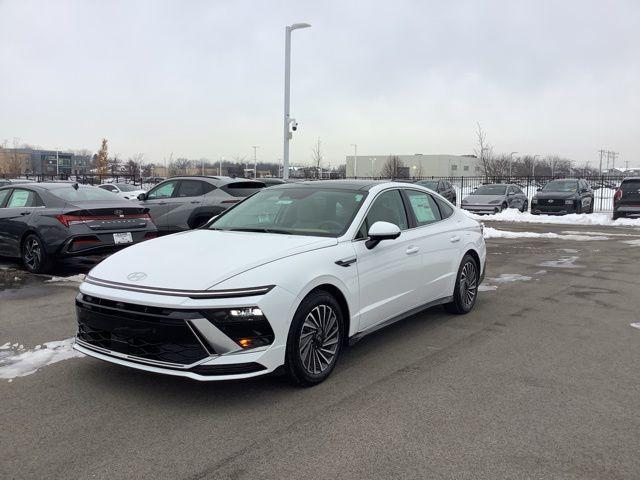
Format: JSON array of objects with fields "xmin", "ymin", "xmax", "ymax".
[
  {"xmin": 463, "ymin": 194, "xmax": 505, "ymax": 204},
  {"xmin": 534, "ymin": 191, "xmax": 577, "ymax": 199},
  {"xmin": 87, "ymin": 230, "xmax": 337, "ymax": 291}
]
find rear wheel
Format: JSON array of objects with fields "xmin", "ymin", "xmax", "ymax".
[
  {"xmin": 285, "ymin": 291, "xmax": 344, "ymax": 387},
  {"xmin": 21, "ymin": 234, "xmax": 52, "ymax": 274},
  {"xmin": 500, "ymin": 202, "xmax": 508, "ymax": 212},
  {"xmin": 444, "ymin": 254, "xmax": 479, "ymax": 314},
  {"xmin": 520, "ymin": 201, "xmax": 528, "ymax": 213}
]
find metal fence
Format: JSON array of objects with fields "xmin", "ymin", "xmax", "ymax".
[{"xmin": 349, "ymin": 175, "xmax": 626, "ymax": 212}]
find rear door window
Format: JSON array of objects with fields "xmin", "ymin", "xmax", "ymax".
[
  {"xmin": 175, "ymin": 180, "xmax": 205, "ymax": 197},
  {"xmin": 435, "ymin": 197, "xmax": 454, "ymax": 219},
  {"xmin": 404, "ymin": 190, "xmax": 442, "ymax": 226}
]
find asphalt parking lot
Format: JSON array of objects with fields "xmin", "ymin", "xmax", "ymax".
[{"xmin": 1, "ymin": 221, "xmax": 640, "ymax": 480}]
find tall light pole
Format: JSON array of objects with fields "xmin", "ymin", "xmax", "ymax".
[
  {"xmin": 532, "ymin": 154, "xmax": 540, "ymax": 176},
  {"xmin": 283, "ymin": 22, "xmax": 311, "ymax": 180},
  {"xmin": 350, "ymin": 144, "xmax": 358, "ymax": 177},
  {"xmin": 509, "ymin": 151, "xmax": 518, "ymax": 177},
  {"xmin": 251, "ymin": 145, "xmax": 259, "ymax": 178}
]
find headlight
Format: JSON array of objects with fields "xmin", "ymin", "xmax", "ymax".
[
  {"xmin": 488, "ymin": 199, "xmax": 501, "ymax": 204},
  {"xmin": 565, "ymin": 199, "xmax": 575, "ymax": 205},
  {"xmin": 202, "ymin": 308, "xmax": 274, "ymax": 350}
]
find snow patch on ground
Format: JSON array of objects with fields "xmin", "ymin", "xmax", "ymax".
[
  {"xmin": 0, "ymin": 338, "xmax": 83, "ymax": 380},
  {"xmin": 534, "ymin": 270, "xmax": 547, "ymax": 275},
  {"xmin": 465, "ymin": 209, "xmax": 640, "ymax": 227},
  {"xmin": 558, "ymin": 248, "xmax": 579, "ymax": 253},
  {"xmin": 489, "ymin": 273, "xmax": 532, "ymax": 283},
  {"xmin": 478, "ymin": 284, "xmax": 498, "ymax": 291},
  {"xmin": 44, "ymin": 274, "xmax": 86, "ymax": 283},
  {"xmin": 538, "ymin": 256, "xmax": 581, "ymax": 268},
  {"xmin": 484, "ymin": 227, "xmax": 609, "ymax": 241},
  {"xmin": 631, "ymin": 323, "xmax": 640, "ymax": 330},
  {"xmin": 622, "ymin": 239, "xmax": 640, "ymax": 246}
]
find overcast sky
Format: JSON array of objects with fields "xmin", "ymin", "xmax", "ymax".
[{"xmin": 1, "ymin": 0, "xmax": 638, "ymax": 168}]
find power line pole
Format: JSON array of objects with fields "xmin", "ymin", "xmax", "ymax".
[
  {"xmin": 598, "ymin": 149, "xmax": 606, "ymax": 175},
  {"xmin": 350, "ymin": 144, "xmax": 357, "ymax": 177},
  {"xmin": 610, "ymin": 151, "xmax": 618, "ymax": 171}
]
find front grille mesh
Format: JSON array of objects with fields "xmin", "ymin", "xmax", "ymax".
[{"xmin": 76, "ymin": 295, "xmax": 209, "ymax": 365}]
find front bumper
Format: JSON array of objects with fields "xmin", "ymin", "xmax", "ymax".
[
  {"xmin": 59, "ymin": 229, "xmax": 157, "ymax": 257},
  {"xmin": 531, "ymin": 201, "xmax": 578, "ymax": 215},
  {"xmin": 73, "ymin": 281, "xmax": 294, "ymax": 381},
  {"xmin": 461, "ymin": 205, "xmax": 502, "ymax": 215}
]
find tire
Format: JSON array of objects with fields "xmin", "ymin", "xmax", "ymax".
[
  {"xmin": 500, "ymin": 203, "xmax": 508, "ymax": 212},
  {"xmin": 444, "ymin": 254, "xmax": 479, "ymax": 314},
  {"xmin": 613, "ymin": 212, "xmax": 622, "ymax": 220},
  {"xmin": 21, "ymin": 233, "xmax": 53, "ymax": 274},
  {"xmin": 520, "ymin": 201, "xmax": 528, "ymax": 213},
  {"xmin": 589, "ymin": 200, "xmax": 595, "ymax": 214},
  {"xmin": 285, "ymin": 290, "xmax": 344, "ymax": 387}
]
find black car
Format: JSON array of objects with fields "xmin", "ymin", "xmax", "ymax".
[
  {"xmin": 613, "ymin": 177, "xmax": 640, "ymax": 220},
  {"xmin": 416, "ymin": 179, "xmax": 457, "ymax": 204},
  {"xmin": 0, "ymin": 183, "xmax": 157, "ymax": 273},
  {"xmin": 260, "ymin": 178, "xmax": 288, "ymax": 187},
  {"xmin": 531, "ymin": 179, "xmax": 594, "ymax": 215}
]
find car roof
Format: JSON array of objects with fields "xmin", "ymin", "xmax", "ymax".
[
  {"xmin": 272, "ymin": 179, "xmax": 390, "ymax": 191},
  {"xmin": 621, "ymin": 177, "xmax": 640, "ymax": 181},
  {"xmin": 165, "ymin": 175, "xmax": 265, "ymax": 186}
]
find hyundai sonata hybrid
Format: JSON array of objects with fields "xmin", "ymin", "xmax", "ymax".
[{"xmin": 74, "ymin": 181, "xmax": 486, "ymax": 386}]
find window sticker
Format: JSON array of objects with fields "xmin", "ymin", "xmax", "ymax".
[
  {"xmin": 409, "ymin": 194, "xmax": 436, "ymax": 223},
  {"xmin": 8, "ymin": 190, "xmax": 30, "ymax": 207}
]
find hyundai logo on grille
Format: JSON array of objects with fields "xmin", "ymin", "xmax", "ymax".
[
  {"xmin": 548, "ymin": 199, "xmax": 553, "ymax": 203},
  {"xmin": 114, "ymin": 209, "xmax": 124, "ymax": 217},
  {"xmin": 127, "ymin": 272, "xmax": 147, "ymax": 282}
]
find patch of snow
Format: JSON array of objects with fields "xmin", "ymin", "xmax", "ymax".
[
  {"xmin": 44, "ymin": 274, "xmax": 86, "ymax": 284},
  {"xmin": 489, "ymin": 273, "xmax": 532, "ymax": 283},
  {"xmin": 622, "ymin": 239, "xmax": 640, "ymax": 246},
  {"xmin": 561, "ymin": 230, "xmax": 638, "ymax": 237},
  {"xmin": 483, "ymin": 227, "xmax": 609, "ymax": 241},
  {"xmin": 0, "ymin": 343, "xmax": 11, "ymax": 350},
  {"xmin": 0, "ymin": 338, "xmax": 83, "ymax": 380},
  {"xmin": 559, "ymin": 248, "xmax": 579, "ymax": 253},
  {"xmin": 534, "ymin": 270, "xmax": 547, "ymax": 275},
  {"xmin": 538, "ymin": 256, "xmax": 581, "ymax": 269},
  {"xmin": 465, "ymin": 209, "xmax": 640, "ymax": 227},
  {"xmin": 631, "ymin": 323, "xmax": 640, "ymax": 330},
  {"xmin": 479, "ymin": 284, "xmax": 498, "ymax": 291}
]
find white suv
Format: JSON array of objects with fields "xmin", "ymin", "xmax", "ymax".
[{"xmin": 74, "ymin": 181, "xmax": 486, "ymax": 386}]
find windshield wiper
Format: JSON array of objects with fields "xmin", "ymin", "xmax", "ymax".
[{"xmin": 227, "ymin": 227, "xmax": 292, "ymax": 235}]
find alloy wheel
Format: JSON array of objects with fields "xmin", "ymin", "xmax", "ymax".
[
  {"xmin": 23, "ymin": 237, "xmax": 42, "ymax": 271},
  {"xmin": 299, "ymin": 305, "xmax": 340, "ymax": 375},
  {"xmin": 459, "ymin": 261, "xmax": 478, "ymax": 309}
]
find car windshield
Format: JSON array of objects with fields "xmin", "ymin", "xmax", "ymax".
[
  {"xmin": 473, "ymin": 185, "xmax": 507, "ymax": 195},
  {"xmin": 115, "ymin": 183, "xmax": 139, "ymax": 192},
  {"xmin": 542, "ymin": 180, "xmax": 578, "ymax": 192},
  {"xmin": 418, "ymin": 180, "xmax": 438, "ymax": 189},
  {"xmin": 209, "ymin": 187, "xmax": 367, "ymax": 237},
  {"xmin": 49, "ymin": 186, "xmax": 121, "ymax": 201}
]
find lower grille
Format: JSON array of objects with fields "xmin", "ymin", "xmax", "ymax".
[{"xmin": 76, "ymin": 297, "xmax": 209, "ymax": 365}]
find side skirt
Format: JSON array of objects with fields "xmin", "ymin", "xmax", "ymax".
[{"xmin": 348, "ymin": 296, "xmax": 454, "ymax": 346}]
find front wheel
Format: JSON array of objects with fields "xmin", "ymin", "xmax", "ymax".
[
  {"xmin": 444, "ymin": 254, "xmax": 479, "ymax": 314},
  {"xmin": 285, "ymin": 291, "xmax": 344, "ymax": 387}
]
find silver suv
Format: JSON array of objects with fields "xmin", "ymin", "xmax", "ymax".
[{"xmin": 138, "ymin": 176, "xmax": 265, "ymax": 233}]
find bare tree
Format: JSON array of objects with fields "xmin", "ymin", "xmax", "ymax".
[
  {"xmin": 381, "ymin": 155, "xmax": 404, "ymax": 178},
  {"xmin": 311, "ymin": 138, "xmax": 323, "ymax": 178},
  {"xmin": 108, "ymin": 154, "xmax": 122, "ymax": 175},
  {"xmin": 474, "ymin": 123, "xmax": 491, "ymax": 180}
]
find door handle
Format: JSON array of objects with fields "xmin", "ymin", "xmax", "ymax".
[
  {"xmin": 190, "ymin": 201, "xmax": 200, "ymax": 204},
  {"xmin": 449, "ymin": 236, "xmax": 461, "ymax": 243},
  {"xmin": 20, "ymin": 211, "xmax": 31, "ymax": 216},
  {"xmin": 405, "ymin": 246, "xmax": 420, "ymax": 255}
]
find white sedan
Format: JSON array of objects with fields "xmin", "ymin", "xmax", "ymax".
[
  {"xmin": 74, "ymin": 181, "xmax": 486, "ymax": 386},
  {"xmin": 97, "ymin": 182, "xmax": 146, "ymax": 200}
]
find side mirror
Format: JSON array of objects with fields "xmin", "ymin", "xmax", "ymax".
[
  {"xmin": 137, "ymin": 193, "xmax": 147, "ymax": 201},
  {"xmin": 366, "ymin": 221, "xmax": 401, "ymax": 250}
]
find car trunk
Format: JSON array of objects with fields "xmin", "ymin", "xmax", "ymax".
[{"xmin": 58, "ymin": 203, "xmax": 151, "ymax": 232}]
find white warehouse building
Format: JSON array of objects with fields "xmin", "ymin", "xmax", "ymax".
[{"xmin": 346, "ymin": 154, "xmax": 481, "ymax": 178}]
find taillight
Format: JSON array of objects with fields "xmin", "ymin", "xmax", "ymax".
[
  {"xmin": 614, "ymin": 188, "xmax": 623, "ymax": 202},
  {"xmin": 144, "ymin": 232, "xmax": 158, "ymax": 239},
  {"xmin": 56, "ymin": 213, "xmax": 151, "ymax": 227}
]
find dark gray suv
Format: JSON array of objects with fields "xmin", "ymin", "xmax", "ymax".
[{"xmin": 138, "ymin": 176, "xmax": 265, "ymax": 233}]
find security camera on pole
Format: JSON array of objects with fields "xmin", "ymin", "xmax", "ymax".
[{"xmin": 282, "ymin": 22, "xmax": 311, "ymax": 180}]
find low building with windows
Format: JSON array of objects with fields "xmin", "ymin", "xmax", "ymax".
[
  {"xmin": 345, "ymin": 154, "xmax": 480, "ymax": 178},
  {"xmin": 0, "ymin": 148, "xmax": 91, "ymax": 176}
]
